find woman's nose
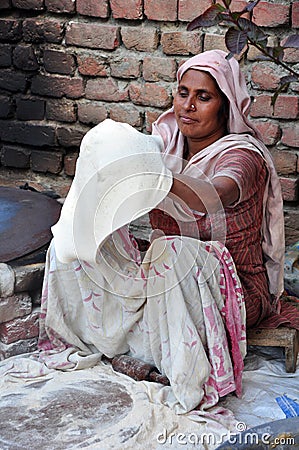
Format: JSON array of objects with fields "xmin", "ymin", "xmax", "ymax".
[{"xmin": 184, "ymin": 97, "xmax": 196, "ymax": 111}]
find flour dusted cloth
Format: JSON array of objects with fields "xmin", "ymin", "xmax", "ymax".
[{"xmin": 52, "ymin": 119, "xmax": 173, "ymax": 264}]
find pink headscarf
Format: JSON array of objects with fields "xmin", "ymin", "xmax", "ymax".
[
  {"xmin": 177, "ymin": 49, "xmax": 256, "ymax": 136},
  {"xmin": 152, "ymin": 49, "xmax": 285, "ymax": 302}
]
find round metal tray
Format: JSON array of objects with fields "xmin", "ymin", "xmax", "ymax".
[{"xmin": 0, "ymin": 186, "xmax": 61, "ymax": 263}]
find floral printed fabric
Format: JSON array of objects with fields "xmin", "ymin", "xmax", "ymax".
[{"xmin": 38, "ymin": 226, "xmax": 246, "ymax": 414}]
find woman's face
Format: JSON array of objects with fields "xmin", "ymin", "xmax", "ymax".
[{"xmin": 173, "ymin": 69, "xmax": 228, "ymax": 147}]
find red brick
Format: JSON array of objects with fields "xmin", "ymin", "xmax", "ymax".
[
  {"xmin": 86, "ymin": 78, "xmax": 129, "ymax": 102},
  {"xmin": 145, "ymin": 110, "xmax": 161, "ymax": 133},
  {"xmin": 0, "ymin": 120, "xmax": 56, "ymax": 146},
  {"xmin": 44, "ymin": 49, "xmax": 76, "ymax": 75},
  {"xmin": 143, "ymin": 56, "xmax": 177, "ymax": 82},
  {"xmin": 66, "ymin": 23, "xmax": 120, "ymax": 50},
  {"xmin": 145, "ymin": 0, "xmax": 177, "ymax": 21},
  {"xmin": 13, "ymin": 44, "xmax": 39, "ymax": 71},
  {"xmin": 161, "ymin": 31, "xmax": 201, "ymax": 55},
  {"xmin": 271, "ymin": 149, "xmax": 297, "ymax": 175},
  {"xmin": 250, "ymin": 95, "xmax": 299, "ymax": 120},
  {"xmin": 111, "ymin": 56, "xmax": 141, "ymax": 79},
  {"xmin": 251, "ymin": 63, "xmax": 281, "ymax": 91},
  {"xmin": 0, "ymin": 19, "xmax": 22, "ymax": 42},
  {"xmin": 230, "ymin": 0, "xmax": 250, "ymax": 14},
  {"xmin": 281, "ymin": 123, "xmax": 299, "ymax": 148},
  {"xmin": 0, "ymin": 293, "xmax": 32, "ymax": 323},
  {"xmin": 16, "ymin": 97, "xmax": 45, "ymax": 120},
  {"xmin": 23, "ymin": 19, "xmax": 64, "ymax": 44},
  {"xmin": 109, "ymin": 104, "xmax": 142, "ymax": 128},
  {"xmin": 77, "ymin": 53, "xmax": 108, "ymax": 77},
  {"xmin": 78, "ymin": 101, "xmax": 107, "ymax": 125},
  {"xmin": 0, "ymin": 95, "xmax": 13, "ymax": 118},
  {"xmin": 284, "ymin": 207, "xmax": 299, "ymax": 245},
  {"xmin": 44, "ymin": 180, "xmax": 71, "ymax": 199},
  {"xmin": 31, "ymin": 150, "xmax": 63, "ymax": 174},
  {"xmin": 77, "ymin": 0, "xmax": 109, "ymax": 17},
  {"xmin": 46, "ymin": 98, "xmax": 77, "ymax": 122},
  {"xmin": 292, "ymin": 1, "xmax": 299, "ymax": 28},
  {"xmin": 64, "ymin": 152, "xmax": 78, "ymax": 176},
  {"xmin": 110, "ymin": 0, "xmax": 143, "ymax": 19},
  {"xmin": 14, "ymin": 263, "xmax": 45, "ymax": 293},
  {"xmin": 252, "ymin": 2, "xmax": 290, "ymax": 27},
  {"xmin": 31, "ymin": 74, "xmax": 84, "ymax": 99},
  {"xmin": 282, "ymin": 47, "xmax": 299, "ymax": 64},
  {"xmin": 121, "ymin": 26, "xmax": 159, "ymax": 52},
  {"xmin": 129, "ymin": 82, "xmax": 172, "ymax": 108},
  {"xmin": 45, "ymin": 0, "xmax": 75, "ymax": 13},
  {"xmin": 0, "ymin": 44, "xmax": 12, "ymax": 67},
  {"xmin": 56, "ymin": 125, "xmax": 88, "ymax": 148},
  {"xmin": 203, "ymin": 34, "xmax": 227, "ymax": 53},
  {"xmin": 178, "ymin": 0, "xmax": 212, "ymax": 22},
  {"xmin": 280, "ymin": 177, "xmax": 298, "ymax": 201},
  {"xmin": 0, "ymin": 310, "xmax": 39, "ymax": 344},
  {"xmin": 1, "ymin": 145, "xmax": 31, "ymax": 168},
  {"xmin": 12, "ymin": 0, "xmax": 44, "ymax": 10},
  {"xmin": 252, "ymin": 120, "xmax": 281, "ymax": 146}
]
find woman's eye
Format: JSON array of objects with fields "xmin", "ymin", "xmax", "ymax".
[{"xmin": 198, "ymin": 95, "xmax": 210, "ymax": 101}]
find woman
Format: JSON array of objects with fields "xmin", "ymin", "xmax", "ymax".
[
  {"xmin": 37, "ymin": 50, "xmax": 285, "ymax": 414},
  {"xmin": 150, "ymin": 49, "xmax": 285, "ymax": 329}
]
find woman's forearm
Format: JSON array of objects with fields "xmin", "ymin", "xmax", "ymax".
[{"xmin": 169, "ymin": 174, "xmax": 239, "ymax": 213}]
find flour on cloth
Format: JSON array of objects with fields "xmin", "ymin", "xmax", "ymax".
[
  {"xmin": 0, "ymin": 354, "xmax": 239, "ymax": 450},
  {"xmin": 0, "ymin": 347, "xmax": 298, "ymax": 449}
]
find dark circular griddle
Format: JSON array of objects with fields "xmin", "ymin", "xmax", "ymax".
[{"xmin": 0, "ymin": 186, "xmax": 62, "ymax": 263}]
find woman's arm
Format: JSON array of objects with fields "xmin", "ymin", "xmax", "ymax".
[{"xmin": 169, "ymin": 174, "xmax": 239, "ymax": 213}]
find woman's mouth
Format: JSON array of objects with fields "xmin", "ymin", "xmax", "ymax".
[{"xmin": 179, "ymin": 115, "xmax": 197, "ymax": 124}]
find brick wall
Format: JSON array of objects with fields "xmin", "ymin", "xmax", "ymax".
[
  {"xmin": 0, "ymin": 0, "xmax": 298, "ymax": 244},
  {"xmin": 0, "ymin": 262, "xmax": 43, "ymax": 359}
]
